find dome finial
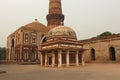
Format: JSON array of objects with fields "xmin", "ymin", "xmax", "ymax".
[
  {"xmin": 35, "ymin": 19, "xmax": 38, "ymax": 21},
  {"xmin": 34, "ymin": 19, "xmax": 39, "ymax": 22}
]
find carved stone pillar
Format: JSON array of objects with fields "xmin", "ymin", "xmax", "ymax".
[
  {"xmin": 76, "ymin": 51, "xmax": 79, "ymax": 66},
  {"xmin": 40, "ymin": 52, "xmax": 43, "ymax": 66},
  {"xmin": 45, "ymin": 52, "xmax": 48, "ymax": 66},
  {"xmin": 20, "ymin": 46, "xmax": 24, "ymax": 62},
  {"xmin": 58, "ymin": 50, "xmax": 62, "ymax": 67},
  {"xmin": 66, "ymin": 50, "xmax": 70, "ymax": 67},
  {"xmin": 52, "ymin": 51, "xmax": 55, "ymax": 67},
  {"xmin": 82, "ymin": 54, "xmax": 85, "ymax": 66}
]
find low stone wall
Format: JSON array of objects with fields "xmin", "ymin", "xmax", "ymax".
[{"xmin": 79, "ymin": 34, "xmax": 120, "ymax": 63}]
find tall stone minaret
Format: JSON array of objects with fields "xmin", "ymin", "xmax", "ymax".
[{"xmin": 46, "ymin": 0, "xmax": 65, "ymax": 29}]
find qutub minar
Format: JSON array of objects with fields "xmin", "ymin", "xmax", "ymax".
[{"xmin": 6, "ymin": 0, "xmax": 120, "ymax": 67}]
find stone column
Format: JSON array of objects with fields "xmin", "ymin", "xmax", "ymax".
[
  {"xmin": 20, "ymin": 46, "xmax": 23, "ymax": 62},
  {"xmin": 52, "ymin": 51, "xmax": 55, "ymax": 67},
  {"xmin": 66, "ymin": 50, "xmax": 70, "ymax": 67},
  {"xmin": 40, "ymin": 52, "xmax": 43, "ymax": 66},
  {"xmin": 82, "ymin": 54, "xmax": 85, "ymax": 66},
  {"xmin": 11, "ymin": 48, "xmax": 14, "ymax": 62},
  {"xmin": 58, "ymin": 50, "xmax": 62, "ymax": 67},
  {"xmin": 76, "ymin": 51, "xmax": 79, "ymax": 66},
  {"xmin": 45, "ymin": 52, "xmax": 48, "ymax": 66}
]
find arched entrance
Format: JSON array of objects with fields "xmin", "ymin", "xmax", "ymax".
[
  {"xmin": 10, "ymin": 39, "xmax": 15, "ymax": 60},
  {"xmin": 90, "ymin": 48, "xmax": 96, "ymax": 61},
  {"xmin": 11, "ymin": 39, "xmax": 14, "ymax": 47},
  {"xmin": 109, "ymin": 47, "xmax": 116, "ymax": 61}
]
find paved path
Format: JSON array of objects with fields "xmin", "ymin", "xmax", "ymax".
[{"xmin": 0, "ymin": 63, "xmax": 120, "ymax": 80}]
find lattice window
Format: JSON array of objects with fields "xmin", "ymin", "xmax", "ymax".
[
  {"xmin": 24, "ymin": 32, "xmax": 29, "ymax": 43},
  {"xmin": 31, "ymin": 33, "xmax": 37, "ymax": 44}
]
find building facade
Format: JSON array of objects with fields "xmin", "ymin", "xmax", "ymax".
[{"xmin": 6, "ymin": 19, "xmax": 48, "ymax": 63}]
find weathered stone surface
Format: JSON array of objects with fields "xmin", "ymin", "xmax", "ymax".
[{"xmin": 79, "ymin": 34, "xmax": 120, "ymax": 63}]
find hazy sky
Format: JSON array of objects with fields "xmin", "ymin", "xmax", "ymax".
[{"xmin": 0, "ymin": 0, "xmax": 120, "ymax": 47}]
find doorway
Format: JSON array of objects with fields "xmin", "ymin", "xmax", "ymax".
[
  {"xmin": 91, "ymin": 48, "xmax": 96, "ymax": 61},
  {"xmin": 109, "ymin": 47, "xmax": 116, "ymax": 61}
]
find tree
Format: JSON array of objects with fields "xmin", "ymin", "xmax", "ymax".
[
  {"xmin": 0, "ymin": 47, "xmax": 6, "ymax": 60},
  {"xmin": 97, "ymin": 31, "xmax": 112, "ymax": 37}
]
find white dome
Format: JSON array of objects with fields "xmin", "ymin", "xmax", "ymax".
[{"xmin": 48, "ymin": 25, "xmax": 77, "ymax": 39}]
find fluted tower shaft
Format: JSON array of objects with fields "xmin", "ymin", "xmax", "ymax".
[{"xmin": 46, "ymin": 0, "xmax": 65, "ymax": 29}]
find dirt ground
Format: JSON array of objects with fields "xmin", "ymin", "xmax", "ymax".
[{"xmin": 0, "ymin": 63, "xmax": 120, "ymax": 80}]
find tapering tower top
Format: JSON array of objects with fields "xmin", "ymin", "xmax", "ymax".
[
  {"xmin": 46, "ymin": 0, "xmax": 65, "ymax": 29},
  {"xmin": 49, "ymin": 0, "xmax": 62, "ymax": 14}
]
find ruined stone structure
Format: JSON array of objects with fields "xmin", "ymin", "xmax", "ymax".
[
  {"xmin": 79, "ymin": 34, "xmax": 120, "ymax": 63},
  {"xmin": 6, "ymin": 19, "xmax": 48, "ymax": 63}
]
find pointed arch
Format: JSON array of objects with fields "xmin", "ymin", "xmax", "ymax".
[
  {"xmin": 90, "ymin": 48, "xmax": 96, "ymax": 61},
  {"xmin": 109, "ymin": 47, "xmax": 116, "ymax": 61},
  {"xmin": 11, "ymin": 39, "xmax": 14, "ymax": 47}
]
